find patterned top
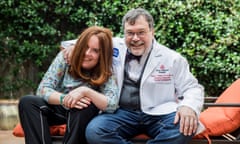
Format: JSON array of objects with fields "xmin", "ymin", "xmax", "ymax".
[{"xmin": 36, "ymin": 51, "xmax": 119, "ymax": 113}]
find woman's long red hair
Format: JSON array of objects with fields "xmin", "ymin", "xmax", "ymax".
[{"xmin": 69, "ymin": 26, "xmax": 113, "ymax": 86}]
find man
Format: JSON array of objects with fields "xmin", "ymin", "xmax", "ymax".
[{"xmin": 84, "ymin": 8, "xmax": 204, "ymax": 144}]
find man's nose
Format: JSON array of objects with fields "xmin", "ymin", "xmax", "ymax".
[{"xmin": 132, "ymin": 33, "xmax": 140, "ymax": 40}]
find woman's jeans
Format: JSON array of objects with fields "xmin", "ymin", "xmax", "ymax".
[{"xmin": 86, "ymin": 108, "xmax": 193, "ymax": 144}]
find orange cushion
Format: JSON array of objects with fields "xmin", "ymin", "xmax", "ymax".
[
  {"xmin": 13, "ymin": 123, "xmax": 66, "ymax": 137},
  {"xmin": 195, "ymin": 79, "xmax": 240, "ymax": 138},
  {"xmin": 133, "ymin": 134, "xmax": 150, "ymax": 140}
]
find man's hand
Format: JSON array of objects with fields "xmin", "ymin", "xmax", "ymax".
[
  {"xmin": 62, "ymin": 45, "xmax": 74, "ymax": 64},
  {"xmin": 174, "ymin": 106, "xmax": 198, "ymax": 136}
]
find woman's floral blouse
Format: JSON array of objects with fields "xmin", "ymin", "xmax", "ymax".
[{"xmin": 36, "ymin": 51, "xmax": 119, "ymax": 113}]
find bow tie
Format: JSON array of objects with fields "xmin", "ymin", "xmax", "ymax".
[{"xmin": 127, "ymin": 52, "xmax": 142, "ymax": 62}]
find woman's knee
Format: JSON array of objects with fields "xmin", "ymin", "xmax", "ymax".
[
  {"xmin": 18, "ymin": 95, "xmax": 44, "ymax": 112},
  {"xmin": 19, "ymin": 95, "xmax": 35, "ymax": 109},
  {"xmin": 69, "ymin": 104, "xmax": 99, "ymax": 122}
]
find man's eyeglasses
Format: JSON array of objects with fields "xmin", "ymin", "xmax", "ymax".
[{"xmin": 125, "ymin": 31, "xmax": 148, "ymax": 38}]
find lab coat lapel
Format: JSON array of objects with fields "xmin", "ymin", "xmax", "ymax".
[{"xmin": 141, "ymin": 44, "xmax": 162, "ymax": 84}]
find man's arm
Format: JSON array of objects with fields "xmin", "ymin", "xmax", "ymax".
[{"xmin": 60, "ymin": 39, "xmax": 77, "ymax": 64}]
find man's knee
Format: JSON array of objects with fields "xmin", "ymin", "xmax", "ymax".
[
  {"xmin": 86, "ymin": 115, "xmax": 110, "ymax": 143},
  {"xmin": 86, "ymin": 120, "xmax": 100, "ymax": 143}
]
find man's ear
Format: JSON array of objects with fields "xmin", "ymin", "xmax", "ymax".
[{"xmin": 151, "ymin": 29, "xmax": 155, "ymax": 36}]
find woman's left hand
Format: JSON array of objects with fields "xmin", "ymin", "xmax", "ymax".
[
  {"xmin": 63, "ymin": 86, "xmax": 91, "ymax": 108},
  {"xmin": 74, "ymin": 97, "xmax": 91, "ymax": 109}
]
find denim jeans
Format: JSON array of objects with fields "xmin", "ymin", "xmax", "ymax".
[{"xmin": 86, "ymin": 108, "xmax": 193, "ymax": 144}]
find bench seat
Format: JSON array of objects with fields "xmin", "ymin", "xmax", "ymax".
[
  {"xmin": 14, "ymin": 97, "xmax": 240, "ymax": 144},
  {"xmin": 50, "ymin": 96, "xmax": 240, "ymax": 144}
]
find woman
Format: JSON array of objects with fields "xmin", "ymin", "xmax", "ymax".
[{"xmin": 18, "ymin": 26, "xmax": 119, "ymax": 144}]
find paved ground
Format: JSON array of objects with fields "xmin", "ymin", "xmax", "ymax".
[
  {"xmin": 0, "ymin": 130, "xmax": 25, "ymax": 144},
  {"xmin": 0, "ymin": 130, "xmax": 145, "ymax": 144}
]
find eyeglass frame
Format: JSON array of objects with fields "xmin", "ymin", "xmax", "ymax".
[{"xmin": 124, "ymin": 29, "xmax": 151, "ymax": 38}]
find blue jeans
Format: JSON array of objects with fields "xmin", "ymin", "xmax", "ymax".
[{"xmin": 86, "ymin": 108, "xmax": 193, "ymax": 144}]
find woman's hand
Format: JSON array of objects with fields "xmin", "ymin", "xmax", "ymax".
[
  {"xmin": 63, "ymin": 86, "xmax": 92, "ymax": 109},
  {"xmin": 74, "ymin": 97, "xmax": 92, "ymax": 109},
  {"xmin": 63, "ymin": 85, "xmax": 108, "ymax": 111}
]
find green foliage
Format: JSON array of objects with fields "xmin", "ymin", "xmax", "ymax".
[
  {"xmin": 0, "ymin": 0, "xmax": 239, "ymax": 98},
  {"xmin": 148, "ymin": 0, "xmax": 240, "ymax": 96}
]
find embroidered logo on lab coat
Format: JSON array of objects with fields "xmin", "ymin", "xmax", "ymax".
[{"xmin": 151, "ymin": 64, "xmax": 173, "ymax": 83}]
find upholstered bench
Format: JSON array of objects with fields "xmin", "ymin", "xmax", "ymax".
[
  {"xmin": 13, "ymin": 79, "xmax": 240, "ymax": 144},
  {"xmin": 13, "ymin": 97, "xmax": 240, "ymax": 144}
]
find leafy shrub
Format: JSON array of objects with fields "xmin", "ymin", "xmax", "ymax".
[{"xmin": 0, "ymin": 0, "xmax": 239, "ymax": 98}]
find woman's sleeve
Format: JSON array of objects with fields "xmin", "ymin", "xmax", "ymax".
[
  {"xmin": 100, "ymin": 75, "xmax": 119, "ymax": 113},
  {"xmin": 36, "ymin": 51, "xmax": 67, "ymax": 102}
]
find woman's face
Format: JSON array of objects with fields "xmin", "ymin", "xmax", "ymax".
[{"xmin": 82, "ymin": 35, "xmax": 100, "ymax": 70}]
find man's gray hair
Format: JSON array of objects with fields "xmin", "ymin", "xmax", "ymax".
[{"xmin": 122, "ymin": 8, "xmax": 154, "ymax": 30}]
